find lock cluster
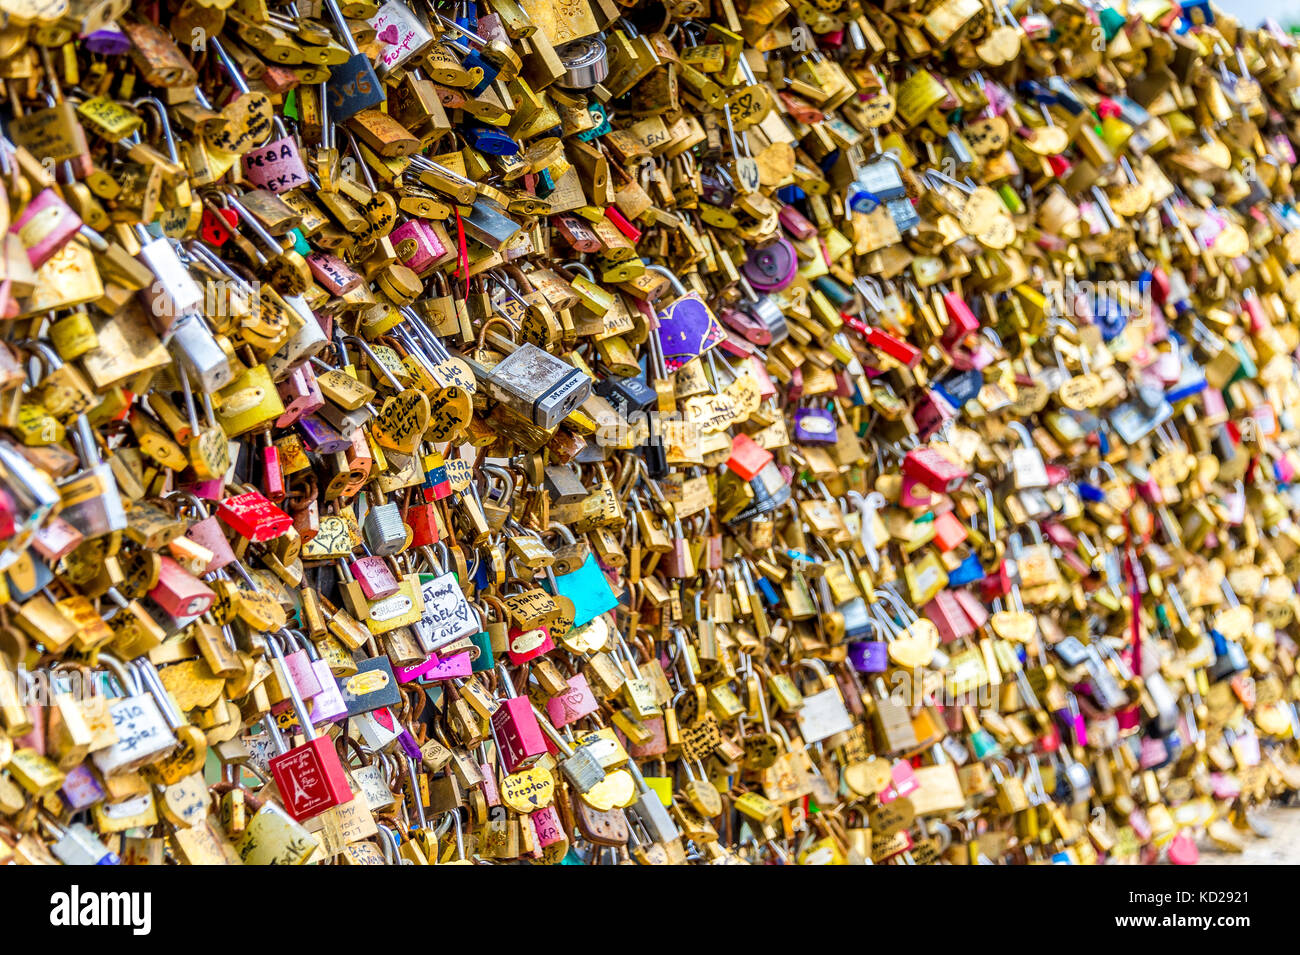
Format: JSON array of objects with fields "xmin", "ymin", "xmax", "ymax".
[{"xmin": 0, "ymin": 0, "xmax": 1297, "ymax": 866}]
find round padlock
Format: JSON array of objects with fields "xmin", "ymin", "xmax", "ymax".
[
  {"xmin": 741, "ymin": 237, "xmax": 798, "ymax": 292},
  {"xmin": 555, "ymin": 35, "xmax": 609, "ymax": 89}
]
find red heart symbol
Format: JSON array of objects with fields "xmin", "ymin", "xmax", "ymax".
[{"xmin": 378, "ymin": 24, "xmax": 400, "ymax": 44}]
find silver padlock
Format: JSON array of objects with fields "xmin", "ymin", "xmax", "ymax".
[
  {"xmin": 369, "ymin": 0, "xmax": 435, "ymax": 75},
  {"xmin": 361, "ymin": 489, "xmax": 406, "ymax": 555},
  {"xmin": 532, "ymin": 705, "xmax": 606, "ymax": 793},
  {"xmin": 91, "ymin": 652, "xmax": 177, "ymax": 776},
  {"xmin": 136, "ymin": 226, "xmax": 204, "ymax": 333},
  {"xmin": 59, "ymin": 415, "xmax": 129, "ymax": 539},
  {"xmin": 623, "ymin": 758, "xmax": 680, "ymax": 845},
  {"xmin": 168, "ymin": 311, "xmax": 234, "ymax": 393},
  {"xmin": 41, "ymin": 814, "xmax": 120, "ymax": 865},
  {"xmin": 265, "ymin": 291, "xmax": 329, "ymax": 379},
  {"xmin": 471, "ymin": 340, "xmax": 592, "ymax": 430}
]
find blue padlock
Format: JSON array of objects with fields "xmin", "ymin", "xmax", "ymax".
[{"xmin": 463, "ymin": 124, "xmax": 520, "ymax": 156}]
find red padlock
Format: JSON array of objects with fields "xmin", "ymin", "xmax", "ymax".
[
  {"xmin": 980, "ymin": 561, "xmax": 1012, "ymax": 600},
  {"xmin": 149, "ymin": 556, "xmax": 216, "ymax": 617},
  {"xmin": 217, "ymin": 490, "xmax": 294, "ymax": 541},
  {"xmin": 407, "ymin": 502, "xmax": 441, "ymax": 547},
  {"xmin": 931, "ymin": 511, "xmax": 968, "ymax": 551},
  {"xmin": 864, "ymin": 326, "xmax": 922, "ymax": 368},
  {"xmin": 265, "ymin": 639, "xmax": 353, "ymax": 820},
  {"xmin": 507, "ymin": 623, "xmax": 554, "ymax": 665},
  {"xmin": 902, "ymin": 446, "xmax": 969, "ymax": 494},
  {"xmin": 726, "ymin": 433, "xmax": 774, "ymax": 481},
  {"xmin": 940, "ymin": 290, "xmax": 980, "ymax": 345}
]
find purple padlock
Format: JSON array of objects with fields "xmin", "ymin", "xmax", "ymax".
[
  {"xmin": 297, "ymin": 414, "xmax": 352, "ymax": 454},
  {"xmin": 1057, "ymin": 703, "xmax": 1088, "ymax": 746},
  {"xmin": 849, "ymin": 640, "xmax": 889, "ymax": 672},
  {"xmin": 60, "ymin": 763, "xmax": 106, "ymax": 811},
  {"xmin": 742, "ymin": 237, "xmax": 798, "ymax": 292},
  {"xmin": 83, "ymin": 26, "xmax": 133, "ymax": 55},
  {"xmin": 792, "ymin": 407, "xmax": 838, "ymax": 444},
  {"xmin": 396, "ymin": 727, "xmax": 424, "ymax": 761},
  {"xmin": 308, "ymin": 660, "xmax": 350, "ymax": 723}
]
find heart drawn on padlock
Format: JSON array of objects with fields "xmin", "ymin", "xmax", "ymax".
[
  {"xmin": 378, "ymin": 23, "xmax": 401, "ymax": 44},
  {"xmin": 501, "ymin": 767, "xmax": 554, "ymax": 814},
  {"xmin": 372, "ymin": 388, "xmax": 431, "ymax": 455},
  {"xmin": 424, "ymin": 386, "xmax": 472, "ymax": 444}
]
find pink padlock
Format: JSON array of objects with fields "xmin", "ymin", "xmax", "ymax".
[
  {"xmin": 530, "ymin": 805, "xmax": 566, "ymax": 847},
  {"xmin": 1277, "ymin": 455, "xmax": 1296, "ymax": 483},
  {"xmin": 420, "ymin": 651, "xmax": 472, "ymax": 680},
  {"xmin": 879, "ymin": 759, "xmax": 920, "ymax": 803},
  {"xmin": 181, "ymin": 479, "xmax": 226, "ymax": 502},
  {"xmin": 31, "ymin": 517, "xmax": 83, "ymax": 564},
  {"xmin": 394, "ymin": 653, "xmax": 442, "ymax": 683},
  {"xmin": 308, "ymin": 660, "xmax": 349, "ymax": 723},
  {"xmin": 183, "ymin": 507, "xmax": 237, "ymax": 573},
  {"xmin": 391, "ymin": 218, "xmax": 449, "ymax": 275},
  {"xmin": 281, "ymin": 638, "xmax": 324, "ymax": 701},
  {"xmin": 925, "ymin": 590, "xmax": 972, "ymax": 643},
  {"xmin": 306, "ymin": 252, "xmax": 363, "ymax": 296},
  {"xmin": 492, "ymin": 667, "xmax": 549, "ymax": 773},
  {"xmin": 545, "ymin": 673, "xmax": 599, "ymax": 727},
  {"xmin": 241, "ymin": 130, "xmax": 310, "ymax": 193},
  {"xmin": 12, "ymin": 189, "xmax": 82, "ymax": 269},
  {"xmin": 350, "ymin": 553, "xmax": 400, "ymax": 599},
  {"xmin": 746, "ymin": 354, "xmax": 777, "ymax": 398},
  {"xmin": 953, "ymin": 589, "xmax": 989, "ymax": 630},
  {"xmin": 276, "ymin": 363, "xmax": 325, "ymax": 427},
  {"xmin": 1138, "ymin": 734, "xmax": 1167, "ymax": 769}
]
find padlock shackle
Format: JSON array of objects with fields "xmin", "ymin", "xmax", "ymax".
[
  {"xmin": 209, "ymin": 38, "xmax": 252, "ymax": 96},
  {"xmin": 342, "ymin": 335, "xmax": 404, "ymax": 390},
  {"xmin": 645, "ymin": 264, "xmax": 685, "ymax": 297},
  {"xmin": 267, "ymin": 627, "xmax": 318, "ymax": 742}
]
